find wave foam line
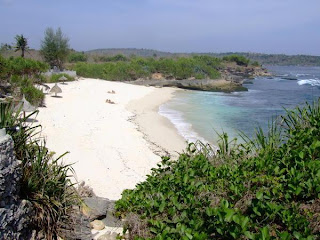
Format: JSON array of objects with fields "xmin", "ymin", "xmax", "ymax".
[
  {"xmin": 159, "ymin": 104, "xmax": 208, "ymax": 144},
  {"xmin": 297, "ymin": 79, "xmax": 320, "ymax": 87}
]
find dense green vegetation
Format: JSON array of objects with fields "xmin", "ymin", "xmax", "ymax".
[
  {"xmin": 73, "ymin": 55, "xmax": 222, "ymax": 81},
  {"xmin": 0, "ymin": 101, "xmax": 78, "ymax": 239},
  {"xmin": 68, "ymin": 52, "xmax": 88, "ymax": 62},
  {"xmin": 223, "ymin": 55, "xmax": 250, "ymax": 66},
  {"xmin": 215, "ymin": 53, "xmax": 320, "ymax": 67},
  {"xmin": 0, "ymin": 55, "xmax": 48, "ymax": 106},
  {"xmin": 116, "ymin": 100, "xmax": 320, "ymax": 239},
  {"xmin": 86, "ymin": 49, "xmax": 320, "ymax": 66}
]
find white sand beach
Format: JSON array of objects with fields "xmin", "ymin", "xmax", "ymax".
[{"xmin": 36, "ymin": 78, "xmax": 186, "ymax": 200}]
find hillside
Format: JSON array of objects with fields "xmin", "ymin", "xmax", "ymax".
[
  {"xmin": 2, "ymin": 47, "xmax": 320, "ymax": 66},
  {"xmin": 87, "ymin": 48, "xmax": 320, "ymax": 66},
  {"xmin": 86, "ymin": 48, "xmax": 175, "ymax": 58}
]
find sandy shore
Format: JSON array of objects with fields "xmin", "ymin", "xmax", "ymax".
[{"xmin": 36, "ymin": 78, "xmax": 186, "ymax": 200}]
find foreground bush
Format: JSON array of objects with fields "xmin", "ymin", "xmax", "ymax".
[
  {"xmin": 115, "ymin": 99, "xmax": 320, "ymax": 239},
  {"xmin": 0, "ymin": 102, "xmax": 79, "ymax": 239}
]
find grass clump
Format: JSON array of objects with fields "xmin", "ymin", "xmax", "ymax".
[
  {"xmin": 0, "ymin": 101, "xmax": 79, "ymax": 239},
  {"xmin": 115, "ymin": 99, "xmax": 320, "ymax": 240}
]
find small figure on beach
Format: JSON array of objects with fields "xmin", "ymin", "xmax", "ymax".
[{"xmin": 105, "ymin": 99, "xmax": 115, "ymax": 104}]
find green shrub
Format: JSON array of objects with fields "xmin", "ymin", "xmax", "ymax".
[
  {"xmin": 73, "ymin": 62, "xmax": 105, "ymax": 79},
  {"xmin": 21, "ymin": 83, "xmax": 45, "ymax": 106},
  {"xmin": 99, "ymin": 54, "xmax": 128, "ymax": 62},
  {"xmin": 115, "ymin": 99, "xmax": 320, "ymax": 239},
  {"xmin": 223, "ymin": 55, "xmax": 250, "ymax": 66},
  {"xmin": 6, "ymin": 57, "xmax": 48, "ymax": 78},
  {"xmin": 68, "ymin": 52, "xmax": 88, "ymax": 62},
  {"xmin": 251, "ymin": 61, "xmax": 261, "ymax": 67}
]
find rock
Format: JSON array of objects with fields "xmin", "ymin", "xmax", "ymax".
[
  {"xmin": 0, "ymin": 134, "xmax": 33, "ymax": 240},
  {"xmin": 97, "ymin": 232, "xmax": 120, "ymax": 240},
  {"xmin": 82, "ymin": 196, "xmax": 111, "ymax": 220},
  {"xmin": 131, "ymin": 79, "xmax": 248, "ymax": 92},
  {"xmin": 58, "ymin": 207, "xmax": 91, "ymax": 240},
  {"xmin": 77, "ymin": 181, "xmax": 95, "ymax": 197},
  {"xmin": 97, "ymin": 233, "xmax": 112, "ymax": 240},
  {"xmin": 90, "ymin": 220, "xmax": 105, "ymax": 230}
]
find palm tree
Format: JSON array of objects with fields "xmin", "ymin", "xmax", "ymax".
[{"xmin": 14, "ymin": 34, "xmax": 29, "ymax": 58}]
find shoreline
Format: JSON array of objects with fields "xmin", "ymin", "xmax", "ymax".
[
  {"xmin": 35, "ymin": 78, "xmax": 186, "ymax": 200},
  {"xmin": 127, "ymin": 87, "xmax": 186, "ymax": 158}
]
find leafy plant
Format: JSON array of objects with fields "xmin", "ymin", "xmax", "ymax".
[{"xmin": 116, "ymin": 99, "xmax": 320, "ymax": 239}]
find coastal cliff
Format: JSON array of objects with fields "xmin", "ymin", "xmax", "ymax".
[{"xmin": 131, "ymin": 65, "xmax": 270, "ymax": 92}]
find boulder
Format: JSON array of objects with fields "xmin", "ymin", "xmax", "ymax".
[
  {"xmin": 90, "ymin": 220, "xmax": 105, "ymax": 230},
  {"xmin": 82, "ymin": 197, "xmax": 112, "ymax": 220}
]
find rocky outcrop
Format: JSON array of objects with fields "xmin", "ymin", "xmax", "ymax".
[
  {"xmin": 131, "ymin": 78, "xmax": 248, "ymax": 92},
  {"xmin": 130, "ymin": 66, "xmax": 270, "ymax": 92},
  {"xmin": 0, "ymin": 133, "xmax": 33, "ymax": 240}
]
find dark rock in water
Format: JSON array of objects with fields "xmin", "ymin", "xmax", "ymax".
[
  {"xmin": 281, "ymin": 77, "xmax": 298, "ymax": 81},
  {"xmin": 83, "ymin": 196, "xmax": 113, "ymax": 220},
  {"xmin": 243, "ymin": 79, "xmax": 254, "ymax": 84}
]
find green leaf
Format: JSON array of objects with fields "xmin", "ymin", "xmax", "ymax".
[
  {"xmin": 159, "ymin": 201, "xmax": 166, "ymax": 213},
  {"xmin": 311, "ymin": 140, "xmax": 320, "ymax": 150},
  {"xmin": 244, "ymin": 231, "xmax": 255, "ymax": 239},
  {"xmin": 279, "ymin": 231, "xmax": 291, "ymax": 240},
  {"xmin": 185, "ymin": 232, "xmax": 193, "ymax": 239},
  {"xmin": 241, "ymin": 216, "xmax": 250, "ymax": 230},
  {"xmin": 261, "ymin": 227, "xmax": 270, "ymax": 240},
  {"xmin": 256, "ymin": 191, "xmax": 264, "ymax": 200},
  {"xmin": 225, "ymin": 209, "xmax": 235, "ymax": 222}
]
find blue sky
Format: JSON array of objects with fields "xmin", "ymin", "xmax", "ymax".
[{"xmin": 0, "ymin": 0, "xmax": 319, "ymax": 55}]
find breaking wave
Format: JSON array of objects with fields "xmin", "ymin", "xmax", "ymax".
[{"xmin": 297, "ymin": 79, "xmax": 320, "ymax": 87}]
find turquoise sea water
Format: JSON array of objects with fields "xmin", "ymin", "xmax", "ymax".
[{"xmin": 159, "ymin": 66, "xmax": 320, "ymax": 145}]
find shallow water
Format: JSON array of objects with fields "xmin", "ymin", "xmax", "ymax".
[{"xmin": 159, "ymin": 66, "xmax": 320, "ymax": 145}]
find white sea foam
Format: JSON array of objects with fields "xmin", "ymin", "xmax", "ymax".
[
  {"xmin": 297, "ymin": 79, "xmax": 320, "ymax": 87},
  {"xmin": 296, "ymin": 73, "xmax": 310, "ymax": 77},
  {"xmin": 159, "ymin": 103, "xmax": 208, "ymax": 144}
]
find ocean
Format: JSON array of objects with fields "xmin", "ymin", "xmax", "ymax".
[{"xmin": 159, "ymin": 66, "xmax": 320, "ymax": 145}]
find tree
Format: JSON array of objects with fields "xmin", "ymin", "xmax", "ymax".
[
  {"xmin": 14, "ymin": 34, "xmax": 28, "ymax": 58},
  {"xmin": 40, "ymin": 27, "xmax": 69, "ymax": 70}
]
